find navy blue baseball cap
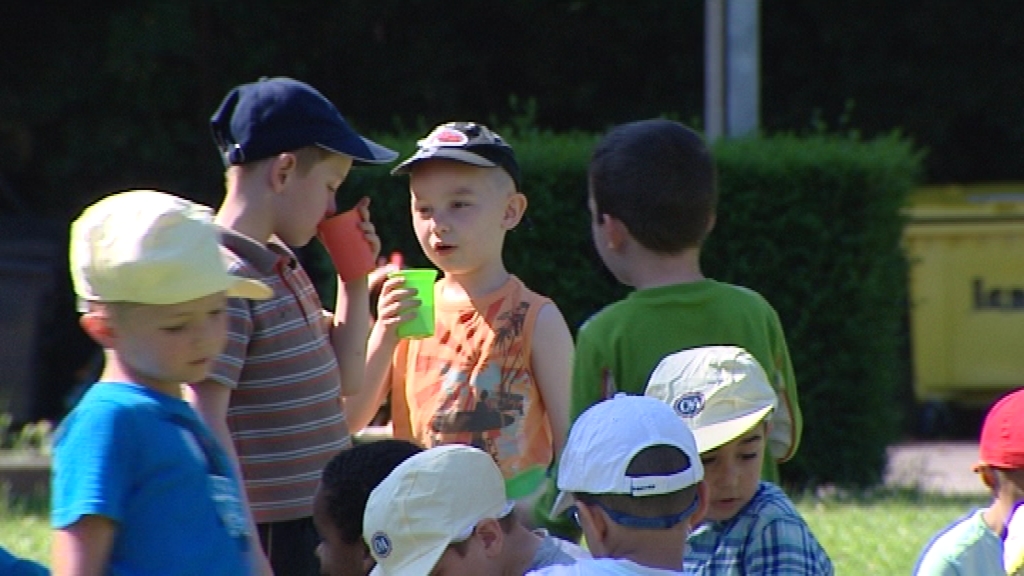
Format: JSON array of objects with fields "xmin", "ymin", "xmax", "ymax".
[{"xmin": 210, "ymin": 77, "xmax": 397, "ymax": 166}]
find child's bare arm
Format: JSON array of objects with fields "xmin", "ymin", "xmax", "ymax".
[
  {"xmin": 329, "ymin": 197, "xmax": 377, "ymax": 400},
  {"xmin": 344, "ymin": 275, "xmax": 420, "ymax": 431},
  {"xmin": 530, "ymin": 303, "xmax": 574, "ymax": 456},
  {"xmin": 53, "ymin": 515, "xmax": 115, "ymax": 576}
]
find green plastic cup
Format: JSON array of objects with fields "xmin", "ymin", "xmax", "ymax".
[{"xmin": 388, "ymin": 268, "xmax": 438, "ymax": 339}]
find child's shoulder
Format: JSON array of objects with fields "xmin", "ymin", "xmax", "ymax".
[
  {"xmin": 56, "ymin": 383, "xmax": 163, "ymax": 445},
  {"xmin": 576, "ymin": 279, "xmax": 767, "ymax": 331},
  {"xmin": 219, "ymin": 227, "xmax": 294, "ymax": 277},
  {"xmin": 510, "ymin": 275, "xmax": 553, "ymax": 302},
  {"xmin": 744, "ymin": 481, "xmax": 805, "ymax": 523}
]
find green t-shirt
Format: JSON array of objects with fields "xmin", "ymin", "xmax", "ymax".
[{"xmin": 570, "ymin": 279, "xmax": 802, "ymax": 481}]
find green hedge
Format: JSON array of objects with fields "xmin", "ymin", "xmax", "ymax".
[
  {"xmin": 307, "ymin": 129, "xmax": 922, "ymax": 489},
  {"xmin": 706, "ymin": 134, "xmax": 923, "ymax": 488}
]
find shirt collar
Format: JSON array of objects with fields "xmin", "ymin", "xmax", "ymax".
[{"xmin": 218, "ymin": 226, "xmax": 295, "ymax": 275}]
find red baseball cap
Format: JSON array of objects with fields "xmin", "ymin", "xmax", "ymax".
[{"xmin": 979, "ymin": 388, "xmax": 1024, "ymax": 469}]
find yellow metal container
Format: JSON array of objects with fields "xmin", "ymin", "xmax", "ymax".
[{"xmin": 904, "ymin": 183, "xmax": 1024, "ymax": 406}]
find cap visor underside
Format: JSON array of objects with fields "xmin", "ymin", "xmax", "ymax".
[
  {"xmin": 391, "ymin": 148, "xmax": 498, "ymax": 175},
  {"xmin": 227, "ymin": 277, "xmax": 272, "ymax": 300},
  {"xmin": 692, "ymin": 406, "xmax": 774, "ymax": 454}
]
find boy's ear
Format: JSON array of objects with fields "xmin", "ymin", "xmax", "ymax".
[
  {"xmin": 576, "ymin": 502, "xmax": 608, "ymax": 552},
  {"xmin": 268, "ymin": 152, "xmax": 298, "ymax": 193},
  {"xmin": 705, "ymin": 212, "xmax": 717, "ymax": 236},
  {"xmin": 502, "ymin": 192, "xmax": 527, "ymax": 230},
  {"xmin": 80, "ymin": 312, "xmax": 116, "ymax": 348},
  {"xmin": 475, "ymin": 518, "xmax": 504, "ymax": 557},
  {"xmin": 976, "ymin": 463, "xmax": 998, "ymax": 491},
  {"xmin": 600, "ymin": 213, "xmax": 630, "ymax": 252},
  {"xmin": 360, "ymin": 541, "xmax": 375, "ymax": 574}
]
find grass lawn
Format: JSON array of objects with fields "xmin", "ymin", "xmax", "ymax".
[
  {"xmin": 0, "ymin": 493, "xmax": 49, "ymax": 567},
  {"xmin": 794, "ymin": 488, "xmax": 988, "ymax": 574},
  {"xmin": 0, "ymin": 488, "xmax": 988, "ymax": 572}
]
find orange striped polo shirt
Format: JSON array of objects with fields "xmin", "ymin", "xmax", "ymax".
[
  {"xmin": 390, "ymin": 275, "xmax": 554, "ymax": 479},
  {"xmin": 208, "ymin": 229, "xmax": 351, "ymax": 523}
]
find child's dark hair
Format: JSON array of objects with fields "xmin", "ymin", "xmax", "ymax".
[
  {"xmin": 577, "ymin": 444, "xmax": 699, "ymax": 521},
  {"xmin": 320, "ymin": 439, "xmax": 423, "ymax": 543},
  {"xmin": 588, "ymin": 119, "xmax": 717, "ymax": 254}
]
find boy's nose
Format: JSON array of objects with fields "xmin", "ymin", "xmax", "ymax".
[
  {"xmin": 431, "ymin": 216, "xmax": 451, "ymax": 234},
  {"xmin": 717, "ymin": 463, "xmax": 740, "ymax": 488}
]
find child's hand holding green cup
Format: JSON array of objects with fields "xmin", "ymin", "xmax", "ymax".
[{"xmin": 387, "ymin": 268, "xmax": 438, "ymax": 339}]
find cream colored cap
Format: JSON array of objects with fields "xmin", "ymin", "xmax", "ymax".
[
  {"xmin": 364, "ymin": 445, "xmax": 511, "ymax": 576},
  {"xmin": 70, "ymin": 189, "xmax": 271, "ymax": 307},
  {"xmin": 645, "ymin": 346, "xmax": 778, "ymax": 454}
]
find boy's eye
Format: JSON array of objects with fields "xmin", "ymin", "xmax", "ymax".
[
  {"xmin": 740, "ymin": 452, "xmax": 758, "ymax": 461},
  {"xmin": 700, "ymin": 456, "xmax": 717, "ymax": 466},
  {"xmin": 415, "ymin": 206, "xmax": 432, "ymax": 217},
  {"xmin": 452, "ymin": 201, "xmax": 470, "ymax": 209},
  {"xmin": 208, "ymin": 308, "xmax": 224, "ymax": 319},
  {"xmin": 161, "ymin": 325, "xmax": 187, "ymax": 334}
]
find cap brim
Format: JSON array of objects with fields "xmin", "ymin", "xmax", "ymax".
[
  {"xmin": 226, "ymin": 277, "xmax": 272, "ymax": 301},
  {"xmin": 319, "ymin": 137, "xmax": 398, "ymax": 166},
  {"xmin": 390, "ymin": 148, "xmax": 497, "ymax": 176},
  {"xmin": 692, "ymin": 406, "xmax": 774, "ymax": 454},
  {"xmin": 370, "ymin": 542, "xmax": 448, "ymax": 576},
  {"xmin": 550, "ymin": 490, "xmax": 575, "ymax": 518}
]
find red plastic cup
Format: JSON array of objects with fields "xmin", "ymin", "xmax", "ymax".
[{"xmin": 317, "ymin": 208, "xmax": 376, "ymax": 281}]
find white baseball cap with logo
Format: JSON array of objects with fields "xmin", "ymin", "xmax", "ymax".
[
  {"xmin": 364, "ymin": 444, "xmax": 513, "ymax": 576},
  {"xmin": 70, "ymin": 189, "xmax": 271, "ymax": 308},
  {"xmin": 551, "ymin": 394, "xmax": 704, "ymax": 517},
  {"xmin": 644, "ymin": 345, "xmax": 778, "ymax": 454}
]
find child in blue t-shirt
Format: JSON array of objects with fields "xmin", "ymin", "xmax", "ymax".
[
  {"xmin": 0, "ymin": 546, "xmax": 48, "ymax": 576},
  {"xmin": 51, "ymin": 190, "xmax": 271, "ymax": 575}
]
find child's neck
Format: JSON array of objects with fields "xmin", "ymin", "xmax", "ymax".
[
  {"xmin": 627, "ymin": 248, "xmax": 704, "ymax": 291},
  {"xmin": 983, "ymin": 500, "xmax": 1013, "ymax": 537},
  {"xmin": 216, "ymin": 179, "xmax": 275, "ymax": 243},
  {"xmin": 100, "ymin": 353, "xmax": 183, "ymax": 398},
  {"xmin": 439, "ymin": 261, "xmax": 511, "ymax": 301},
  {"xmin": 607, "ymin": 531, "xmax": 686, "ymax": 571},
  {"xmin": 502, "ymin": 524, "xmax": 543, "ymax": 576}
]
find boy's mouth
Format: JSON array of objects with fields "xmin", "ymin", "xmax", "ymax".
[{"xmin": 433, "ymin": 242, "xmax": 456, "ymax": 255}]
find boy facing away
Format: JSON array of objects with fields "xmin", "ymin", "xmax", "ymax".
[
  {"xmin": 645, "ymin": 346, "xmax": 832, "ymax": 575},
  {"xmin": 534, "ymin": 394, "xmax": 709, "ymax": 575},
  {"xmin": 354, "ymin": 122, "xmax": 575, "ymax": 503},
  {"xmin": 185, "ymin": 76, "xmax": 398, "ymax": 575},
  {"xmin": 53, "ymin": 190, "xmax": 272, "ymax": 575},
  {"xmin": 363, "ymin": 444, "xmax": 587, "ymax": 576},
  {"xmin": 913, "ymin": 388, "xmax": 1024, "ymax": 576},
  {"xmin": 572, "ymin": 118, "xmax": 802, "ymax": 483}
]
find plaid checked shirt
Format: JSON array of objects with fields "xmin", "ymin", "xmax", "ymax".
[{"xmin": 684, "ymin": 482, "xmax": 833, "ymax": 575}]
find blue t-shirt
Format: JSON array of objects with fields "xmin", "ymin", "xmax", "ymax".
[
  {"xmin": 0, "ymin": 546, "xmax": 48, "ymax": 576},
  {"xmin": 52, "ymin": 382, "xmax": 249, "ymax": 575}
]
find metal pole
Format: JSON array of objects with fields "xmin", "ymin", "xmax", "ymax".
[
  {"xmin": 725, "ymin": 0, "xmax": 760, "ymax": 137},
  {"xmin": 704, "ymin": 0, "xmax": 725, "ymax": 142}
]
